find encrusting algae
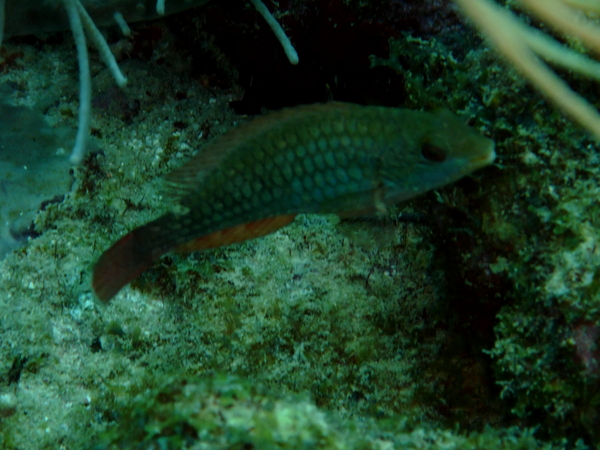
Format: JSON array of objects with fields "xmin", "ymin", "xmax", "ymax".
[{"xmin": 92, "ymin": 102, "xmax": 495, "ymax": 301}]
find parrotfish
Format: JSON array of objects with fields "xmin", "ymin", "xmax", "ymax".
[{"xmin": 92, "ymin": 102, "xmax": 495, "ymax": 301}]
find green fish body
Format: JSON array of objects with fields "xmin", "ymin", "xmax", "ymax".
[{"xmin": 93, "ymin": 102, "xmax": 495, "ymax": 301}]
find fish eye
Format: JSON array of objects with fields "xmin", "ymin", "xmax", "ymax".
[{"xmin": 421, "ymin": 142, "xmax": 447, "ymax": 163}]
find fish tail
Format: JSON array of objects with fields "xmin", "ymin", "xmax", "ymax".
[{"xmin": 92, "ymin": 225, "xmax": 166, "ymax": 302}]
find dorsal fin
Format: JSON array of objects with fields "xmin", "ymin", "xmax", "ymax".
[{"xmin": 162, "ymin": 102, "xmax": 361, "ymax": 201}]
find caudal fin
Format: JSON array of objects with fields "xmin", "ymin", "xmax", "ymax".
[{"xmin": 92, "ymin": 229, "xmax": 160, "ymax": 302}]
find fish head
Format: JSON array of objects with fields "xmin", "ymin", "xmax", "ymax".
[{"xmin": 381, "ymin": 108, "xmax": 495, "ymax": 202}]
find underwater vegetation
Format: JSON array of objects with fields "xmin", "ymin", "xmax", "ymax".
[
  {"xmin": 0, "ymin": 0, "xmax": 599, "ymax": 449},
  {"xmin": 96, "ymin": 374, "xmax": 578, "ymax": 450}
]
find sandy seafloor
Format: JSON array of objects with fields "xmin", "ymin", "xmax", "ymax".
[{"xmin": 0, "ymin": 2, "xmax": 599, "ymax": 450}]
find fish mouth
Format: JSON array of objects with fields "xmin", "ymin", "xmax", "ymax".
[{"xmin": 469, "ymin": 143, "xmax": 496, "ymax": 167}]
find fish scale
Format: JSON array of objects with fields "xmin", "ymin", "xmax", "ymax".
[{"xmin": 92, "ymin": 102, "xmax": 495, "ymax": 302}]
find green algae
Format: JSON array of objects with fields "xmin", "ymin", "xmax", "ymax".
[
  {"xmin": 371, "ymin": 32, "xmax": 600, "ymax": 445},
  {"xmin": 97, "ymin": 373, "xmax": 572, "ymax": 450}
]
